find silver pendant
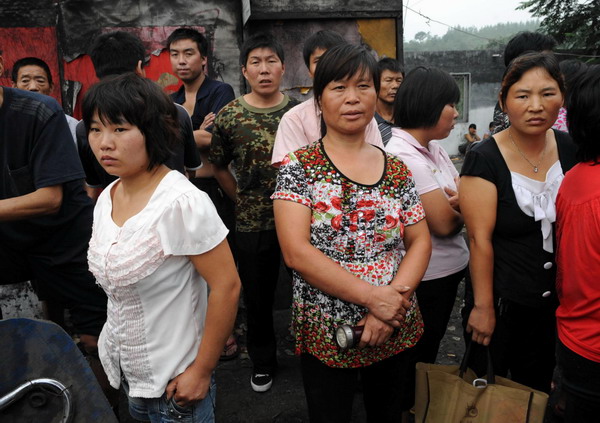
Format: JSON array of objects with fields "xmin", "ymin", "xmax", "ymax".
[{"xmin": 533, "ymin": 166, "xmax": 539, "ymax": 173}]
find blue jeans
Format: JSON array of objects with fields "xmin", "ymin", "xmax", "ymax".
[{"xmin": 123, "ymin": 375, "xmax": 216, "ymax": 423}]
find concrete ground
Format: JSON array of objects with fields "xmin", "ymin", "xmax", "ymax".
[
  {"xmin": 0, "ymin": 264, "xmax": 564, "ymax": 423},
  {"xmin": 209, "ymin": 268, "xmax": 564, "ymax": 423},
  {"xmin": 210, "ymin": 269, "xmax": 468, "ymax": 423}
]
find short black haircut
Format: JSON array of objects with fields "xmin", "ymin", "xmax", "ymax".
[
  {"xmin": 240, "ymin": 33, "xmax": 284, "ymax": 67},
  {"xmin": 499, "ymin": 52, "xmax": 565, "ymax": 112},
  {"xmin": 566, "ymin": 65, "xmax": 600, "ymax": 163},
  {"xmin": 560, "ymin": 59, "xmax": 588, "ymax": 92},
  {"xmin": 313, "ymin": 44, "xmax": 378, "ymax": 137},
  {"xmin": 313, "ymin": 43, "xmax": 379, "ymax": 107},
  {"xmin": 90, "ymin": 31, "xmax": 147, "ymax": 79},
  {"xmin": 11, "ymin": 57, "xmax": 53, "ymax": 85},
  {"xmin": 469, "ymin": 123, "xmax": 477, "ymax": 130},
  {"xmin": 377, "ymin": 57, "xmax": 404, "ymax": 76},
  {"xmin": 504, "ymin": 31, "xmax": 557, "ymax": 67},
  {"xmin": 393, "ymin": 67, "xmax": 460, "ymax": 129},
  {"xmin": 82, "ymin": 73, "xmax": 180, "ymax": 171},
  {"xmin": 166, "ymin": 28, "xmax": 209, "ymax": 57},
  {"xmin": 301, "ymin": 30, "xmax": 345, "ymax": 69}
]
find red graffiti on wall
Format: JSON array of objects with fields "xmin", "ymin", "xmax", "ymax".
[{"xmin": 1, "ymin": 26, "xmax": 209, "ymax": 119}]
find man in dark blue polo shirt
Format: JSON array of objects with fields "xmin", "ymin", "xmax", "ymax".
[
  {"xmin": 167, "ymin": 28, "xmax": 236, "ymax": 239},
  {"xmin": 168, "ymin": 28, "xmax": 235, "ymax": 164},
  {"xmin": 167, "ymin": 27, "xmax": 238, "ymax": 360}
]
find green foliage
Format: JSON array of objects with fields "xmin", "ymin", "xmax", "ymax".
[
  {"xmin": 404, "ymin": 21, "xmax": 540, "ymax": 52},
  {"xmin": 518, "ymin": 0, "xmax": 600, "ymax": 54}
]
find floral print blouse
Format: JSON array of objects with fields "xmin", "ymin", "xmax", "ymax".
[
  {"xmin": 552, "ymin": 107, "xmax": 568, "ymax": 132},
  {"xmin": 272, "ymin": 141, "xmax": 426, "ymax": 368}
]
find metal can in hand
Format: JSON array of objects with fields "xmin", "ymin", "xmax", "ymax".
[{"xmin": 335, "ymin": 325, "xmax": 365, "ymax": 350}]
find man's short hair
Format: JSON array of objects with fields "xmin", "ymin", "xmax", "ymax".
[
  {"xmin": 11, "ymin": 57, "xmax": 53, "ymax": 85},
  {"xmin": 301, "ymin": 30, "xmax": 345, "ymax": 69},
  {"xmin": 89, "ymin": 31, "xmax": 146, "ymax": 79},
  {"xmin": 82, "ymin": 73, "xmax": 181, "ymax": 170},
  {"xmin": 393, "ymin": 67, "xmax": 460, "ymax": 129},
  {"xmin": 240, "ymin": 33, "xmax": 285, "ymax": 67},
  {"xmin": 377, "ymin": 57, "xmax": 404, "ymax": 77},
  {"xmin": 504, "ymin": 31, "xmax": 557, "ymax": 67},
  {"xmin": 166, "ymin": 28, "xmax": 209, "ymax": 57},
  {"xmin": 565, "ymin": 65, "xmax": 600, "ymax": 163},
  {"xmin": 469, "ymin": 123, "xmax": 477, "ymax": 130},
  {"xmin": 560, "ymin": 59, "xmax": 588, "ymax": 91}
]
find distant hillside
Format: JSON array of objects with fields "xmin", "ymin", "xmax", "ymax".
[{"xmin": 404, "ymin": 20, "xmax": 540, "ymax": 52}]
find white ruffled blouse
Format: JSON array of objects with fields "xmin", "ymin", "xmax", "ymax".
[
  {"xmin": 88, "ymin": 171, "xmax": 228, "ymax": 398},
  {"xmin": 511, "ymin": 161, "xmax": 563, "ymax": 253}
]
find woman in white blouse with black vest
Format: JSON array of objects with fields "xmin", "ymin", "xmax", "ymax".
[
  {"xmin": 83, "ymin": 74, "xmax": 240, "ymax": 423},
  {"xmin": 460, "ymin": 52, "xmax": 576, "ymax": 393}
]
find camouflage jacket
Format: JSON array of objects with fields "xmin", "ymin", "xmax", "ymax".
[{"xmin": 209, "ymin": 95, "xmax": 298, "ymax": 232}]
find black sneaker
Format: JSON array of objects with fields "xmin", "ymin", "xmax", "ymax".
[{"xmin": 251, "ymin": 372, "xmax": 273, "ymax": 392}]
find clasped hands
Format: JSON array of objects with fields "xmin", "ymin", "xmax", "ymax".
[{"xmin": 357, "ymin": 284, "xmax": 412, "ymax": 348}]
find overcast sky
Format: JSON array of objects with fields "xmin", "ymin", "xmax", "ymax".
[{"xmin": 403, "ymin": 0, "xmax": 536, "ymax": 41}]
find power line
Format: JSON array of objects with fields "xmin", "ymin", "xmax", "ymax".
[
  {"xmin": 555, "ymin": 52, "xmax": 600, "ymax": 59},
  {"xmin": 404, "ymin": 4, "xmax": 493, "ymax": 41}
]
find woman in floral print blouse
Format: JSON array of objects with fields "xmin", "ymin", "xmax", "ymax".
[{"xmin": 272, "ymin": 44, "xmax": 431, "ymax": 423}]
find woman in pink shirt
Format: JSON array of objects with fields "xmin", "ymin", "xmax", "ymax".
[{"xmin": 386, "ymin": 67, "xmax": 469, "ymax": 371}]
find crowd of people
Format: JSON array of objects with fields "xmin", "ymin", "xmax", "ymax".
[{"xmin": 0, "ymin": 27, "xmax": 598, "ymax": 423}]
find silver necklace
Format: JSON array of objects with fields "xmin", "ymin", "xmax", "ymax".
[{"xmin": 509, "ymin": 129, "xmax": 547, "ymax": 173}]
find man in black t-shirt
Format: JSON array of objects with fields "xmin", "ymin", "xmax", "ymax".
[
  {"xmin": 77, "ymin": 31, "xmax": 200, "ymax": 200},
  {"xmin": 0, "ymin": 55, "xmax": 107, "ymax": 351}
]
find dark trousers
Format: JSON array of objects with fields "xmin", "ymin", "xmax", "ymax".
[
  {"xmin": 402, "ymin": 269, "xmax": 465, "ymax": 408},
  {"xmin": 462, "ymin": 298, "xmax": 556, "ymax": 393},
  {"xmin": 301, "ymin": 352, "xmax": 411, "ymax": 423},
  {"xmin": 557, "ymin": 340, "xmax": 600, "ymax": 423},
  {"xmin": 236, "ymin": 230, "xmax": 280, "ymax": 373},
  {"xmin": 191, "ymin": 177, "xmax": 237, "ymax": 262},
  {"xmin": 414, "ymin": 269, "xmax": 466, "ymax": 364},
  {"xmin": 0, "ymin": 241, "xmax": 107, "ymax": 337}
]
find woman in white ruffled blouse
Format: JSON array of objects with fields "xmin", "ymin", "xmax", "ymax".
[
  {"xmin": 459, "ymin": 52, "xmax": 577, "ymax": 393},
  {"xmin": 83, "ymin": 74, "xmax": 240, "ymax": 423}
]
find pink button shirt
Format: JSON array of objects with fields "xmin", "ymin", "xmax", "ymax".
[{"xmin": 386, "ymin": 128, "xmax": 469, "ymax": 280}]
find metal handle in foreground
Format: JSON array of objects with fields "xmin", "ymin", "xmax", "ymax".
[{"xmin": 0, "ymin": 378, "xmax": 73, "ymax": 423}]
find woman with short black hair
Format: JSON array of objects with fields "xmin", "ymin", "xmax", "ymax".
[
  {"xmin": 273, "ymin": 44, "xmax": 431, "ymax": 422},
  {"xmin": 386, "ymin": 67, "xmax": 469, "ymax": 371},
  {"xmin": 83, "ymin": 73, "xmax": 240, "ymax": 423}
]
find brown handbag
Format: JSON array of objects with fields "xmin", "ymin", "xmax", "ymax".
[{"xmin": 414, "ymin": 342, "xmax": 549, "ymax": 423}]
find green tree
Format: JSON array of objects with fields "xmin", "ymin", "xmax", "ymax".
[
  {"xmin": 404, "ymin": 21, "xmax": 540, "ymax": 52},
  {"xmin": 414, "ymin": 31, "xmax": 430, "ymax": 42},
  {"xmin": 518, "ymin": 0, "xmax": 600, "ymax": 54}
]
